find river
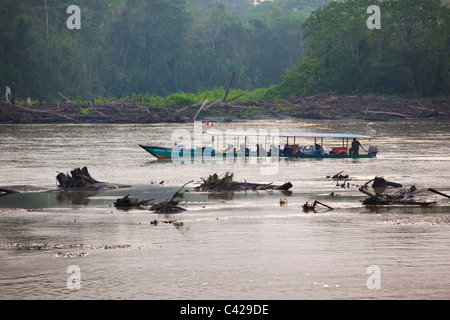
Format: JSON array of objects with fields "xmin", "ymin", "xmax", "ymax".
[{"xmin": 0, "ymin": 120, "xmax": 449, "ymax": 300}]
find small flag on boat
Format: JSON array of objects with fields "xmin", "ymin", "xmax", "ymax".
[
  {"xmin": 371, "ymin": 127, "xmax": 377, "ymax": 134},
  {"xmin": 206, "ymin": 122, "xmax": 214, "ymax": 126}
]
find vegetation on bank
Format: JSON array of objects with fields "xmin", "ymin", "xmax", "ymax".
[
  {"xmin": 1, "ymin": 0, "xmax": 448, "ymax": 106},
  {"xmin": 0, "ymin": 0, "xmax": 318, "ymax": 101},
  {"xmin": 267, "ymin": 0, "xmax": 450, "ymax": 99}
]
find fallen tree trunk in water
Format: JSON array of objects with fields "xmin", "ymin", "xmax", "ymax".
[
  {"xmin": 194, "ymin": 172, "xmax": 293, "ymax": 192},
  {"xmin": 149, "ymin": 180, "xmax": 193, "ymax": 214},
  {"xmin": 114, "ymin": 194, "xmax": 154, "ymax": 209},
  {"xmin": 428, "ymin": 188, "xmax": 450, "ymax": 199},
  {"xmin": 302, "ymin": 200, "xmax": 334, "ymax": 213},
  {"xmin": 0, "ymin": 185, "xmax": 50, "ymax": 195},
  {"xmin": 56, "ymin": 167, "xmax": 131, "ymax": 190},
  {"xmin": 327, "ymin": 171, "xmax": 349, "ymax": 180},
  {"xmin": 359, "ymin": 178, "xmax": 436, "ymax": 207}
]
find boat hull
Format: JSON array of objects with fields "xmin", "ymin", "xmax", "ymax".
[{"xmin": 139, "ymin": 145, "xmax": 374, "ymax": 160}]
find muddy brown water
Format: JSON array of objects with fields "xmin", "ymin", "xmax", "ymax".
[{"xmin": 0, "ymin": 120, "xmax": 449, "ymax": 299}]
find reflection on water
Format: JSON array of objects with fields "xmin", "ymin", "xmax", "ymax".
[
  {"xmin": 56, "ymin": 190, "xmax": 99, "ymax": 206},
  {"xmin": 0, "ymin": 121, "xmax": 449, "ymax": 300}
]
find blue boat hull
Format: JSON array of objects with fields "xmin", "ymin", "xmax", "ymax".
[{"xmin": 139, "ymin": 145, "xmax": 374, "ymax": 160}]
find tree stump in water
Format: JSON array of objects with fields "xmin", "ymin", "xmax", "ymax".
[{"xmin": 56, "ymin": 167, "xmax": 100, "ymax": 189}]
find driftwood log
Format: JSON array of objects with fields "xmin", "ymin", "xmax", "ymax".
[
  {"xmin": 56, "ymin": 167, "xmax": 99, "ymax": 189},
  {"xmin": 56, "ymin": 167, "xmax": 130, "ymax": 190},
  {"xmin": 149, "ymin": 180, "xmax": 193, "ymax": 214},
  {"xmin": 194, "ymin": 172, "xmax": 293, "ymax": 192},
  {"xmin": 302, "ymin": 200, "xmax": 334, "ymax": 213},
  {"xmin": 428, "ymin": 188, "xmax": 450, "ymax": 199},
  {"xmin": 359, "ymin": 178, "xmax": 436, "ymax": 207},
  {"xmin": 0, "ymin": 185, "xmax": 49, "ymax": 195},
  {"xmin": 114, "ymin": 194, "xmax": 154, "ymax": 209},
  {"xmin": 327, "ymin": 171, "xmax": 349, "ymax": 180}
]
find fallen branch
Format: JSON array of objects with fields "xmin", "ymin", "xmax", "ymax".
[
  {"xmin": 58, "ymin": 92, "xmax": 73, "ymax": 102},
  {"xmin": 193, "ymin": 99, "xmax": 209, "ymax": 121},
  {"xmin": 114, "ymin": 194, "xmax": 154, "ymax": 209},
  {"xmin": 359, "ymin": 178, "xmax": 436, "ymax": 207},
  {"xmin": 194, "ymin": 172, "xmax": 293, "ymax": 192},
  {"xmin": 327, "ymin": 171, "xmax": 349, "ymax": 180},
  {"xmin": 302, "ymin": 200, "xmax": 334, "ymax": 213},
  {"xmin": 149, "ymin": 180, "xmax": 193, "ymax": 214},
  {"xmin": 428, "ymin": 188, "xmax": 450, "ymax": 199}
]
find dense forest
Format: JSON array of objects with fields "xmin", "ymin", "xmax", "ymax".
[
  {"xmin": 0, "ymin": 0, "xmax": 449, "ymax": 102},
  {"xmin": 268, "ymin": 0, "xmax": 450, "ymax": 98},
  {"xmin": 0, "ymin": 0, "xmax": 323, "ymax": 101}
]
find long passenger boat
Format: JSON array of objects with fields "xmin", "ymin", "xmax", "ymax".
[{"xmin": 139, "ymin": 130, "xmax": 378, "ymax": 160}]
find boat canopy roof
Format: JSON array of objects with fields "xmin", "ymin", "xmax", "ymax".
[{"xmin": 206, "ymin": 130, "xmax": 372, "ymax": 140}]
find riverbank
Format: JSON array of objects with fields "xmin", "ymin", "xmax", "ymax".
[{"xmin": 1, "ymin": 94, "xmax": 449, "ymax": 124}]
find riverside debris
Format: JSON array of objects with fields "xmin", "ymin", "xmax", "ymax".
[
  {"xmin": 359, "ymin": 177, "xmax": 436, "ymax": 207},
  {"xmin": 302, "ymin": 200, "xmax": 334, "ymax": 213},
  {"xmin": 114, "ymin": 194, "xmax": 154, "ymax": 209},
  {"xmin": 56, "ymin": 167, "xmax": 130, "ymax": 190},
  {"xmin": 149, "ymin": 180, "xmax": 193, "ymax": 214},
  {"xmin": 193, "ymin": 172, "xmax": 293, "ymax": 192}
]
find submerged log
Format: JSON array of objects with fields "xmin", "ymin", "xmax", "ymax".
[
  {"xmin": 359, "ymin": 178, "xmax": 436, "ymax": 207},
  {"xmin": 327, "ymin": 171, "xmax": 349, "ymax": 180},
  {"xmin": 149, "ymin": 180, "xmax": 193, "ymax": 214},
  {"xmin": 114, "ymin": 194, "xmax": 154, "ymax": 209},
  {"xmin": 0, "ymin": 185, "xmax": 51, "ymax": 195},
  {"xmin": 428, "ymin": 188, "xmax": 450, "ymax": 199},
  {"xmin": 194, "ymin": 172, "xmax": 293, "ymax": 192},
  {"xmin": 302, "ymin": 200, "xmax": 334, "ymax": 213}
]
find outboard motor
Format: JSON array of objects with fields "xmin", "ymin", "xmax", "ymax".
[{"xmin": 368, "ymin": 146, "xmax": 378, "ymax": 158}]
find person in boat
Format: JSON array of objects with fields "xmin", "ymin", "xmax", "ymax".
[
  {"xmin": 349, "ymin": 138, "xmax": 363, "ymax": 155},
  {"xmin": 226, "ymin": 144, "xmax": 234, "ymax": 152},
  {"xmin": 314, "ymin": 144, "xmax": 324, "ymax": 155},
  {"xmin": 238, "ymin": 144, "xmax": 249, "ymax": 155},
  {"xmin": 295, "ymin": 145, "xmax": 305, "ymax": 155},
  {"xmin": 282, "ymin": 144, "xmax": 290, "ymax": 155}
]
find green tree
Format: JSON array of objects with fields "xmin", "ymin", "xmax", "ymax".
[{"xmin": 269, "ymin": 0, "xmax": 450, "ymax": 98}]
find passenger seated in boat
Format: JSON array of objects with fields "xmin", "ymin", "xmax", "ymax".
[
  {"xmin": 313, "ymin": 144, "xmax": 324, "ymax": 155},
  {"xmin": 282, "ymin": 144, "xmax": 290, "ymax": 155},
  {"xmin": 295, "ymin": 146, "xmax": 305, "ymax": 155},
  {"xmin": 238, "ymin": 144, "xmax": 249, "ymax": 155},
  {"xmin": 226, "ymin": 144, "xmax": 234, "ymax": 152}
]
